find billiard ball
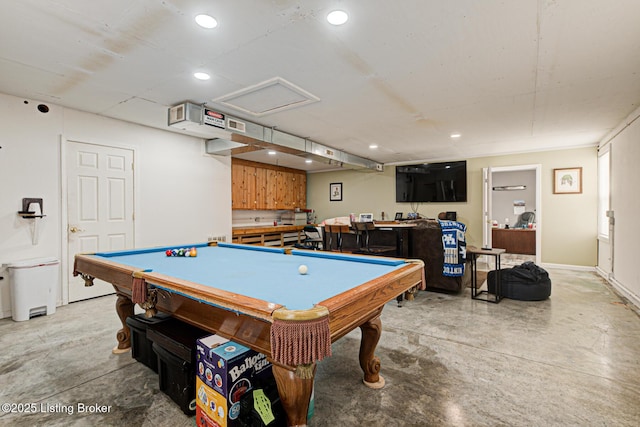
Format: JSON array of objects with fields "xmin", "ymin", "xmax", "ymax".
[
  {"xmin": 298, "ymin": 264, "xmax": 308, "ymax": 275},
  {"xmin": 166, "ymin": 250, "xmax": 172, "ymax": 256}
]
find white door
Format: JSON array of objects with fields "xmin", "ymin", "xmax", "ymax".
[{"xmin": 67, "ymin": 141, "xmax": 135, "ymax": 302}]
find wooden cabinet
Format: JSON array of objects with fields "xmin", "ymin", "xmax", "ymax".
[
  {"xmin": 232, "ymin": 159, "xmax": 306, "ymax": 210},
  {"xmin": 294, "ymin": 173, "xmax": 306, "ymax": 209},
  {"xmin": 231, "ymin": 163, "xmax": 256, "ymax": 209},
  {"xmin": 255, "ymin": 167, "xmax": 277, "ymax": 210},
  {"xmin": 491, "ymin": 228, "xmax": 536, "ymax": 255}
]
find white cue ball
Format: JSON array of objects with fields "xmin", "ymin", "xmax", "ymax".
[{"xmin": 298, "ymin": 264, "xmax": 308, "ymax": 275}]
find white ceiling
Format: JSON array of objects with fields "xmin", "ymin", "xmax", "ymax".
[{"xmin": 2, "ymin": 0, "xmax": 639, "ymax": 171}]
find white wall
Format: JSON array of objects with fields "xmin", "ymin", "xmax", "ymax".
[
  {"xmin": 600, "ymin": 107, "xmax": 640, "ymax": 307},
  {"xmin": 0, "ymin": 93, "xmax": 232, "ymax": 319}
]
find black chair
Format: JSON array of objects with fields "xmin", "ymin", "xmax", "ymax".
[
  {"xmin": 324, "ymin": 224, "xmax": 350, "ymax": 252},
  {"xmin": 294, "ymin": 226, "xmax": 323, "ymax": 250},
  {"xmin": 351, "ymin": 222, "xmax": 396, "ymax": 256},
  {"xmin": 515, "ymin": 212, "xmax": 535, "ymax": 228}
]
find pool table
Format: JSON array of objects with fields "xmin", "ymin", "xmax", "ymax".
[{"xmin": 73, "ymin": 242, "xmax": 424, "ymax": 426}]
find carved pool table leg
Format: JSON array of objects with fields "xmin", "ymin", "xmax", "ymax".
[
  {"xmin": 272, "ymin": 364, "xmax": 315, "ymax": 427},
  {"xmin": 113, "ymin": 291, "xmax": 134, "ymax": 354},
  {"xmin": 359, "ymin": 311, "xmax": 385, "ymax": 389}
]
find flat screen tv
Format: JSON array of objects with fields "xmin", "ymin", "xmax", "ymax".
[{"xmin": 396, "ymin": 161, "xmax": 467, "ymax": 203}]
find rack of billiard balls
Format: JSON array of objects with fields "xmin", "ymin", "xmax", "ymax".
[{"xmin": 166, "ymin": 247, "xmax": 197, "ymax": 257}]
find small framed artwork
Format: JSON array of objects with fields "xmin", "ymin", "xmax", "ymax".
[
  {"xmin": 329, "ymin": 182, "xmax": 343, "ymax": 201},
  {"xmin": 395, "ymin": 212, "xmax": 403, "ymax": 220},
  {"xmin": 553, "ymin": 167, "xmax": 582, "ymax": 194}
]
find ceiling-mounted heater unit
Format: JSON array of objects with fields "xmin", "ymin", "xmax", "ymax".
[{"xmin": 167, "ymin": 102, "xmax": 231, "ymax": 139}]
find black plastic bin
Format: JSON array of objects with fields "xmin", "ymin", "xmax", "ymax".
[
  {"xmin": 152, "ymin": 342, "xmax": 197, "ymax": 415},
  {"xmin": 125, "ymin": 313, "xmax": 171, "ymax": 372},
  {"xmin": 148, "ymin": 318, "xmax": 209, "ymax": 415}
]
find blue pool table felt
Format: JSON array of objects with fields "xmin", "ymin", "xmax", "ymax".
[{"xmin": 93, "ymin": 243, "xmax": 405, "ymax": 310}]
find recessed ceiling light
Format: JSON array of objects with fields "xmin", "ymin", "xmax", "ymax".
[
  {"xmin": 369, "ymin": 144, "xmax": 378, "ymax": 149},
  {"xmin": 194, "ymin": 72, "xmax": 210, "ymax": 80},
  {"xmin": 268, "ymin": 151, "xmax": 277, "ymax": 155},
  {"xmin": 195, "ymin": 14, "xmax": 218, "ymax": 29},
  {"xmin": 450, "ymin": 133, "xmax": 461, "ymax": 139},
  {"xmin": 327, "ymin": 10, "xmax": 348, "ymax": 25},
  {"xmin": 305, "ymin": 159, "xmax": 312, "ymax": 164}
]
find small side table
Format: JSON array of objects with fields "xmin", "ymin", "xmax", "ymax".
[{"xmin": 467, "ymin": 246, "xmax": 506, "ymax": 303}]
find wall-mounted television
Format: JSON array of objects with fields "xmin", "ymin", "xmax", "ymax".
[{"xmin": 396, "ymin": 160, "xmax": 467, "ymax": 203}]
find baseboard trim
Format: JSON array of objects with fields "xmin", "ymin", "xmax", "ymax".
[
  {"xmin": 595, "ymin": 266, "xmax": 611, "ymax": 280},
  {"xmin": 608, "ymin": 276, "xmax": 640, "ymax": 311},
  {"xmin": 540, "ymin": 263, "xmax": 595, "ymax": 272}
]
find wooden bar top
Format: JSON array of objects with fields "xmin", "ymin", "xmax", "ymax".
[{"xmin": 374, "ymin": 221, "xmax": 417, "ymax": 228}]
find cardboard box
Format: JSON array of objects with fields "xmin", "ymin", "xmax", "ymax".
[
  {"xmin": 196, "ymin": 404, "xmax": 220, "ymax": 427},
  {"xmin": 196, "ymin": 377, "xmax": 229, "ymax": 425},
  {"xmin": 196, "ymin": 336, "xmax": 274, "ymax": 426}
]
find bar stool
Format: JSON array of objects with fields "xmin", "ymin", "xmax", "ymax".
[
  {"xmin": 325, "ymin": 224, "xmax": 349, "ymax": 252},
  {"xmin": 351, "ymin": 222, "xmax": 396, "ymax": 256}
]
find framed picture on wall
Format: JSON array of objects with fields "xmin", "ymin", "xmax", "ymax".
[
  {"xmin": 553, "ymin": 167, "xmax": 582, "ymax": 194},
  {"xmin": 330, "ymin": 182, "xmax": 342, "ymax": 201}
]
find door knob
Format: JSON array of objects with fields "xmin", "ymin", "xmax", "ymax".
[{"xmin": 69, "ymin": 226, "xmax": 84, "ymax": 233}]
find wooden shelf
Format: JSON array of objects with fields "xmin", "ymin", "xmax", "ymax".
[
  {"xmin": 232, "ymin": 225, "xmax": 305, "ymax": 246},
  {"xmin": 17, "ymin": 211, "xmax": 46, "ymax": 219}
]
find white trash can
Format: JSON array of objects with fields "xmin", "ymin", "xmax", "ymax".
[{"xmin": 7, "ymin": 257, "xmax": 59, "ymax": 321}]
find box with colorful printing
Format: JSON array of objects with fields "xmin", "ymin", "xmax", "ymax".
[
  {"xmin": 196, "ymin": 336, "xmax": 273, "ymax": 426},
  {"xmin": 195, "ymin": 403, "xmax": 220, "ymax": 427}
]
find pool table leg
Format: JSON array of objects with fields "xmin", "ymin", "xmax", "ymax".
[
  {"xmin": 272, "ymin": 364, "xmax": 315, "ymax": 427},
  {"xmin": 113, "ymin": 291, "xmax": 134, "ymax": 354},
  {"xmin": 359, "ymin": 309, "xmax": 385, "ymax": 389}
]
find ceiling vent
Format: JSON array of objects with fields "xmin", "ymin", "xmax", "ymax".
[
  {"xmin": 227, "ymin": 118, "xmax": 246, "ymax": 133},
  {"xmin": 213, "ymin": 77, "xmax": 320, "ymax": 116}
]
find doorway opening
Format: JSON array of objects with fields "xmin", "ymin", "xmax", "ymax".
[{"xmin": 483, "ymin": 164, "xmax": 541, "ymax": 267}]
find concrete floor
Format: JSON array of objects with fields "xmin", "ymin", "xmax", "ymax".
[{"xmin": 1, "ymin": 268, "xmax": 639, "ymax": 426}]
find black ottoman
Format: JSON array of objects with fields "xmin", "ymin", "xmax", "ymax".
[{"xmin": 487, "ymin": 261, "xmax": 551, "ymax": 301}]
